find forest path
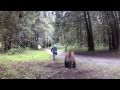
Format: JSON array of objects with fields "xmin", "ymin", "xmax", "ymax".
[{"xmin": 44, "ymin": 48, "xmax": 120, "ymax": 66}]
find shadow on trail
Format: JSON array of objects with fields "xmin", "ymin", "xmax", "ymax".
[{"xmin": 75, "ymin": 50, "xmax": 120, "ymax": 59}]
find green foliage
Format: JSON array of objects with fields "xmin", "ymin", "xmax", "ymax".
[
  {"xmin": 56, "ymin": 43, "xmax": 109, "ymax": 52},
  {"xmin": 67, "ymin": 44, "xmax": 87, "ymax": 52},
  {"xmin": 95, "ymin": 45, "xmax": 109, "ymax": 51},
  {"xmin": 56, "ymin": 43, "xmax": 65, "ymax": 52},
  {"xmin": 0, "ymin": 42, "xmax": 1, "ymax": 48},
  {"xmin": 0, "ymin": 11, "xmax": 55, "ymax": 51},
  {"xmin": 7, "ymin": 48, "xmax": 26, "ymax": 55},
  {"xmin": 56, "ymin": 43, "xmax": 87, "ymax": 52},
  {"xmin": 54, "ymin": 11, "xmax": 86, "ymax": 46},
  {"xmin": 56, "ymin": 43, "xmax": 64, "ymax": 49}
]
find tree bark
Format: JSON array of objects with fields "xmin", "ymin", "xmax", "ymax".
[
  {"xmin": 110, "ymin": 11, "xmax": 119, "ymax": 51},
  {"xmin": 76, "ymin": 21, "xmax": 80, "ymax": 45},
  {"xmin": 83, "ymin": 11, "xmax": 94, "ymax": 51},
  {"xmin": 117, "ymin": 11, "xmax": 120, "ymax": 51}
]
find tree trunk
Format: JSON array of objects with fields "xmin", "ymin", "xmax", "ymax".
[
  {"xmin": 76, "ymin": 21, "xmax": 80, "ymax": 45},
  {"xmin": 117, "ymin": 11, "xmax": 120, "ymax": 51},
  {"xmin": 110, "ymin": 11, "xmax": 119, "ymax": 51},
  {"xmin": 83, "ymin": 11, "xmax": 94, "ymax": 51},
  {"xmin": 103, "ymin": 11, "xmax": 113, "ymax": 51}
]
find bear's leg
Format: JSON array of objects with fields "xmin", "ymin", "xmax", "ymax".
[{"xmin": 73, "ymin": 61, "xmax": 76, "ymax": 68}]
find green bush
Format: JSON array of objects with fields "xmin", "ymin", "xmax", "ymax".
[
  {"xmin": 7, "ymin": 48, "xmax": 26, "ymax": 55},
  {"xmin": 56, "ymin": 43, "xmax": 64, "ymax": 49},
  {"xmin": 95, "ymin": 45, "xmax": 109, "ymax": 51},
  {"xmin": 0, "ymin": 42, "xmax": 1, "ymax": 48},
  {"xmin": 67, "ymin": 44, "xmax": 87, "ymax": 52},
  {"xmin": 55, "ymin": 43, "xmax": 108, "ymax": 52}
]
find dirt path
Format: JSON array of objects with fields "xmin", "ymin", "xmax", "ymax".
[
  {"xmin": 44, "ymin": 48, "xmax": 120, "ymax": 66},
  {"xmin": 0, "ymin": 49, "xmax": 120, "ymax": 79}
]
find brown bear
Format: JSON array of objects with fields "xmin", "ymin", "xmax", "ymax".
[{"xmin": 64, "ymin": 51, "xmax": 76, "ymax": 68}]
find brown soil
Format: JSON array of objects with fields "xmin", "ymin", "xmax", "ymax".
[
  {"xmin": 3, "ymin": 61, "xmax": 99, "ymax": 79},
  {"xmin": 38, "ymin": 62, "xmax": 99, "ymax": 79}
]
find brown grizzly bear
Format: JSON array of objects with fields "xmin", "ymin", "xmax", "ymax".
[{"xmin": 64, "ymin": 51, "xmax": 76, "ymax": 68}]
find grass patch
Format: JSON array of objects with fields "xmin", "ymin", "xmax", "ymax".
[
  {"xmin": 0, "ymin": 61, "xmax": 47, "ymax": 79},
  {"xmin": 95, "ymin": 45, "xmax": 109, "ymax": 51},
  {"xmin": 0, "ymin": 50, "xmax": 52, "ymax": 62}
]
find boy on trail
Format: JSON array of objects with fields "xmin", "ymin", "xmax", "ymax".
[{"xmin": 51, "ymin": 44, "xmax": 57, "ymax": 61}]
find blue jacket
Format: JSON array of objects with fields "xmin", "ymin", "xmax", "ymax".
[{"xmin": 51, "ymin": 46, "xmax": 57, "ymax": 53}]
